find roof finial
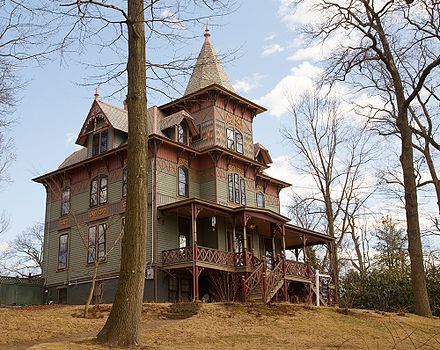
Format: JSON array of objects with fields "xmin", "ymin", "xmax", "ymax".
[
  {"xmin": 204, "ymin": 22, "xmax": 210, "ymax": 41},
  {"xmin": 94, "ymin": 86, "xmax": 100, "ymax": 101}
]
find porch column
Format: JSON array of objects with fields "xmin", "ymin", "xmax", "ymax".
[
  {"xmin": 271, "ymin": 230, "xmax": 276, "ymax": 268},
  {"xmin": 242, "ymin": 212, "xmax": 248, "ymax": 268},
  {"xmin": 192, "ymin": 203, "xmax": 199, "ymax": 301},
  {"xmin": 282, "ymin": 225, "xmax": 288, "ymax": 302}
]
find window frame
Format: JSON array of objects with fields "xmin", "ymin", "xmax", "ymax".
[
  {"xmin": 90, "ymin": 175, "xmax": 108, "ymax": 207},
  {"xmin": 177, "ymin": 123, "xmax": 187, "ymax": 145},
  {"xmin": 91, "ymin": 129, "xmax": 109, "ymax": 156},
  {"xmin": 228, "ymin": 174, "xmax": 234, "ymax": 202},
  {"xmin": 87, "ymin": 223, "xmax": 107, "ymax": 264},
  {"xmin": 240, "ymin": 178, "xmax": 246, "ymax": 206},
  {"xmin": 226, "ymin": 127, "xmax": 235, "ymax": 150},
  {"xmin": 61, "ymin": 187, "xmax": 71, "ymax": 216},
  {"xmin": 235, "ymin": 131, "xmax": 243, "ymax": 154},
  {"xmin": 256, "ymin": 192, "xmax": 265, "ymax": 208},
  {"xmin": 178, "ymin": 166, "xmax": 189, "ymax": 197},
  {"xmin": 58, "ymin": 233, "xmax": 69, "ymax": 270}
]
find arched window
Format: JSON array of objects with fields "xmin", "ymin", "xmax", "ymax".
[
  {"xmin": 178, "ymin": 166, "xmax": 189, "ymax": 197},
  {"xmin": 90, "ymin": 175, "xmax": 108, "ymax": 207},
  {"xmin": 256, "ymin": 192, "xmax": 265, "ymax": 208},
  {"xmin": 61, "ymin": 187, "xmax": 71, "ymax": 216},
  {"xmin": 122, "ymin": 167, "xmax": 128, "ymax": 197},
  {"xmin": 178, "ymin": 123, "xmax": 187, "ymax": 144},
  {"xmin": 235, "ymin": 131, "xmax": 243, "ymax": 154}
]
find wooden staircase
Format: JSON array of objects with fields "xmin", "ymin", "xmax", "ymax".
[{"xmin": 244, "ymin": 257, "xmax": 285, "ymax": 303}]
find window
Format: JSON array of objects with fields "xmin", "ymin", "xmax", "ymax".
[
  {"xmin": 61, "ymin": 187, "xmax": 71, "ymax": 216},
  {"xmin": 236, "ymin": 131, "xmax": 243, "ymax": 154},
  {"xmin": 178, "ymin": 166, "xmax": 188, "ymax": 197},
  {"xmin": 226, "ymin": 127, "xmax": 244, "ymax": 154},
  {"xmin": 228, "ymin": 173, "xmax": 246, "ymax": 206},
  {"xmin": 92, "ymin": 129, "xmax": 109, "ymax": 156},
  {"xmin": 234, "ymin": 174, "xmax": 240, "ymax": 204},
  {"xmin": 88, "ymin": 223, "xmax": 107, "ymax": 264},
  {"xmin": 256, "ymin": 192, "xmax": 265, "ymax": 208},
  {"xmin": 240, "ymin": 178, "xmax": 246, "ymax": 205},
  {"xmin": 228, "ymin": 174, "xmax": 234, "ymax": 202},
  {"xmin": 58, "ymin": 233, "xmax": 69, "ymax": 270},
  {"xmin": 226, "ymin": 127, "xmax": 234, "ymax": 150},
  {"xmin": 178, "ymin": 123, "xmax": 187, "ymax": 144},
  {"xmin": 122, "ymin": 167, "xmax": 127, "ymax": 197},
  {"xmin": 90, "ymin": 175, "xmax": 108, "ymax": 207}
]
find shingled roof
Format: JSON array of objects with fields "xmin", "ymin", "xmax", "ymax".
[{"xmin": 184, "ymin": 25, "xmax": 235, "ymax": 96}]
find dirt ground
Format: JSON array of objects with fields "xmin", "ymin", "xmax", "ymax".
[{"xmin": 0, "ymin": 303, "xmax": 439, "ymax": 349}]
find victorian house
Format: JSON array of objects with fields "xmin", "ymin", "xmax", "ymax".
[{"xmin": 34, "ymin": 27, "xmax": 336, "ymax": 305}]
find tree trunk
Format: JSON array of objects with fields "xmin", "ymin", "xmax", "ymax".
[
  {"xmin": 84, "ymin": 262, "xmax": 99, "ymax": 318},
  {"xmin": 97, "ymin": 0, "xmax": 148, "ymax": 345},
  {"xmin": 397, "ymin": 111, "xmax": 432, "ymax": 317},
  {"xmin": 324, "ymin": 192, "xmax": 340, "ymax": 296}
]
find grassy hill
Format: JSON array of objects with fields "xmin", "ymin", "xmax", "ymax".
[{"xmin": 0, "ymin": 303, "xmax": 439, "ymax": 349}]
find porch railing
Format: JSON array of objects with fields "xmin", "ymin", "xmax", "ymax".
[
  {"xmin": 285, "ymin": 260, "xmax": 308, "ymax": 279},
  {"xmin": 162, "ymin": 245, "xmax": 235, "ymax": 268}
]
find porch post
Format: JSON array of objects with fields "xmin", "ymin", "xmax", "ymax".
[
  {"xmin": 271, "ymin": 230, "xmax": 276, "ymax": 269},
  {"xmin": 243, "ymin": 212, "xmax": 248, "ymax": 268},
  {"xmin": 282, "ymin": 225, "xmax": 288, "ymax": 302},
  {"xmin": 192, "ymin": 203, "xmax": 199, "ymax": 301}
]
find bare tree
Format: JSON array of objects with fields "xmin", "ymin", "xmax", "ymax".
[
  {"xmin": 282, "ymin": 89, "xmax": 375, "ymax": 292},
  {"xmin": 38, "ymin": 0, "xmax": 235, "ymax": 346},
  {"xmin": 7, "ymin": 222, "xmax": 44, "ymax": 276},
  {"xmin": 289, "ymin": 0, "xmax": 440, "ymax": 317}
]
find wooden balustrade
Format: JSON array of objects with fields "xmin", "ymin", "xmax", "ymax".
[
  {"xmin": 162, "ymin": 245, "xmax": 236, "ymax": 268},
  {"xmin": 285, "ymin": 260, "xmax": 308, "ymax": 279}
]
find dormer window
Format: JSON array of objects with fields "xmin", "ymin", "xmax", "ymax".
[
  {"xmin": 226, "ymin": 127, "xmax": 243, "ymax": 154},
  {"xmin": 92, "ymin": 129, "xmax": 108, "ymax": 156},
  {"xmin": 178, "ymin": 123, "xmax": 187, "ymax": 145}
]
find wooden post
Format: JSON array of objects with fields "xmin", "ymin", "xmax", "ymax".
[
  {"xmin": 243, "ymin": 213, "xmax": 248, "ymax": 269},
  {"xmin": 192, "ymin": 203, "xmax": 199, "ymax": 301},
  {"xmin": 262, "ymin": 256, "xmax": 267, "ymax": 303},
  {"xmin": 282, "ymin": 225, "xmax": 288, "ymax": 302},
  {"xmin": 241, "ymin": 275, "xmax": 247, "ymax": 303},
  {"xmin": 271, "ymin": 233, "xmax": 276, "ymax": 270}
]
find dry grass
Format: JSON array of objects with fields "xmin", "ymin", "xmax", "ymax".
[{"xmin": 0, "ymin": 303, "xmax": 439, "ymax": 349}]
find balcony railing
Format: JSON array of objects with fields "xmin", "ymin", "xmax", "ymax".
[
  {"xmin": 162, "ymin": 246, "xmax": 313, "ymax": 282},
  {"xmin": 162, "ymin": 245, "xmax": 235, "ymax": 269}
]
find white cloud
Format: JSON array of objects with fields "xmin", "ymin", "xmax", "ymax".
[
  {"xmin": 264, "ymin": 32, "xmax": 277, "ymax": 41},
  {"xmin": 262, "ymin": 43, "xmax": 285, "ymax": 56},
  {"xmin": 265, "ymin": 155, "xmax": 318, "ymax": 217},
  {"xmin": 278, "ymin": 0, "xmax": 322, "ymax": 29},
  {"xmin": 256, "ymin": 61, "xmax": 322, "ymax": 117},
  {"xmin": 233, "ymin": 73, "xmax": 265, "ymax": 93}
]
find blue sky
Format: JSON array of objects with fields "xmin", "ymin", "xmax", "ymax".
[
  {"xmin": 1, "ymin": 0, "xmax": 438, "ymax": 255},
  {"xmin": 1, "ymin": 0, "xmax": 299, "ymax": 243}
]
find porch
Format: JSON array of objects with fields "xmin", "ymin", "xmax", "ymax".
[{"xmin": 158, "ymin": 198, "xmax": 336, "ymax": 305}]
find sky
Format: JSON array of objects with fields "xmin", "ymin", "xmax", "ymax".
[{"xmin": 0, "ymin": 0, "xmax": 438, "ymax": 254}]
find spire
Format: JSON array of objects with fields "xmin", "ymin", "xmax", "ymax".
[
  {"xmin": 94, "ymin": 87, "xmax": 100, "ymax": 101},
  {"xmin": 204, "ymin": 22, "xmax": 210, "ymax": 41},
  {"xmin": 184, "ymin": 25, "xmax": 235, "ymax": 96}
]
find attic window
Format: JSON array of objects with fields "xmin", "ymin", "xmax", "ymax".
[
  {"xmin": 92, "ymin": 129, "xmax": 108, "ymax": 156},
  {"xmin": 178, "ymin": 123, "xmax": 187, "ymax": 145}
]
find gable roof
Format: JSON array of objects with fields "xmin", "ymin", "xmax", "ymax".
[
  {"xmin": 97, "ymin": 100, "xmax": 128, "ymax": 133},
  {"xmin": 254, "ymin": 143, "xmax": 273, "ymax": 165},
  {"xmin": 160, "ymin": 110, "xmax": 199, "ymax": 136},
  {"xmin": 184, "ymin": 25, "xmax": 235, "ymax": 96}
]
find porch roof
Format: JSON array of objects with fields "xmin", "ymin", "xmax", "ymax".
[{"xmin": 158, "ymin": 198, "xmax": 333, "ymax": 248}]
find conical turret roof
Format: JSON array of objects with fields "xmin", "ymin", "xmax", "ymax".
[{"xmin": 184, "ymin": 25, "xmax": 235, "ymax": 95}]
